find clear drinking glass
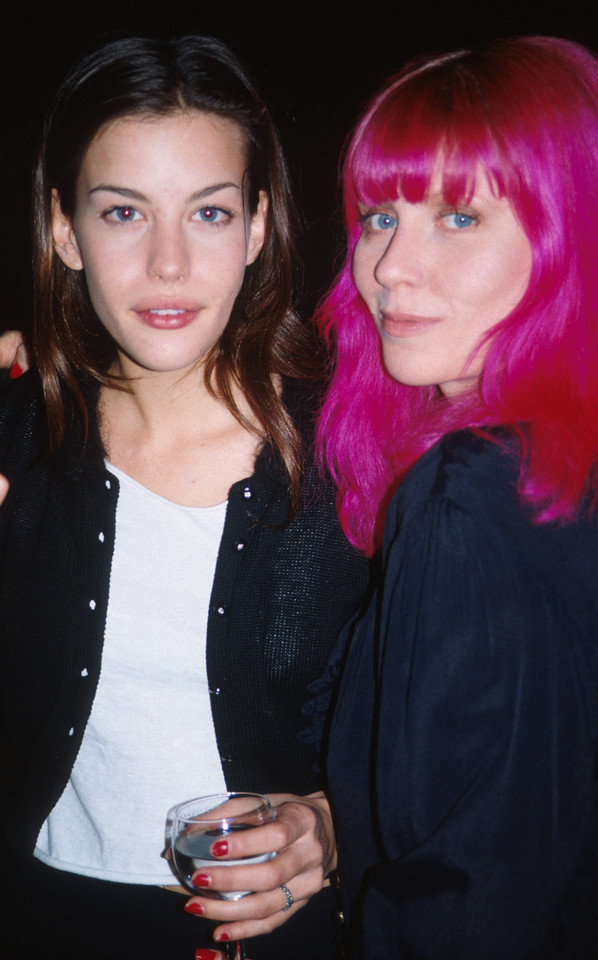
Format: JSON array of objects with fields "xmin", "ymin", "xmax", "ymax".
[{"xmin": 168, "ymin": 792, "xmax": 275, "ymax": 960}]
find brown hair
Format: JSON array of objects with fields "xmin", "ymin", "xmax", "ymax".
[{"xmin": 33, "ymin": 35, "xmax": 320, "ymax": 511}]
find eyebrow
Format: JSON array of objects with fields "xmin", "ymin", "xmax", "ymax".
[{"xmin": 87, "ymin": 181, "xmax": 243, "ymax": 202}]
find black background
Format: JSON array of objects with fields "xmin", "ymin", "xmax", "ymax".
[{"xmin": 1, "ymin": 0, "xmax": 594, "ymax": 331}]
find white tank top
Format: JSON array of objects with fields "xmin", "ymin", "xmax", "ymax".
[{"xmin": 35, "ymin": 463, "xmax": 228, "ymax": 884}]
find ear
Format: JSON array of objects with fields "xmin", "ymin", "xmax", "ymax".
[
  {"xmin": 245, "ymin": 190, "xmax": 268, "ymax": 266},
  {"xmin": 51, "ymin": 189, "xmax": 84, "ymax": 271}
]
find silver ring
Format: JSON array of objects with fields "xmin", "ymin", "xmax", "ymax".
[{"xmin": 281, "ymin": 884, "xmax": 294, "ymax": 912}]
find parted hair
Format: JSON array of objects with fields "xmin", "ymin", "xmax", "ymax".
[{"xmin": 33, "ymin": 34, "xmax": 318, "ymax": 510}]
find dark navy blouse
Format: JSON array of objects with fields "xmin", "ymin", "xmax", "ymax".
[{"xmin": 328, "ymin": 430, "xmax": 598, "ymax": 960}]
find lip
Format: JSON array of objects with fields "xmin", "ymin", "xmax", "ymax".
[
  {"xmin": 133, "ymin": 300, "xmax": 202, "ymax": 330},
  {"xmin": 380, "ymin": 311, "xmax": 442, "ymax": 338}
]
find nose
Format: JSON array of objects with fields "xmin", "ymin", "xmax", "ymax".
[
  {"xmin": 373, "ymin": 223, "xmax": 425, "ymax": 290},
  {"xmin": 147, "ymin": 221, "xmax": 190, "ymax": 283}
]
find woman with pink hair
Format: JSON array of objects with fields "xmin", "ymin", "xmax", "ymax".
[
  {"xmin": 315, "ymin": 35, "xmax": 598, "ymax": 959},
  {"xmin": 168, "ymin": 36, "xmax": 598, "ymax": 960}
]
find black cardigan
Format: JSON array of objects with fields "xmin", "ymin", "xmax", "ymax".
[{"xmin": 0, "ymin": 373, "xmax": 370, "ymax": 869}]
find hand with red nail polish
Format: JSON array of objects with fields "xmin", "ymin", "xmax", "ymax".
[
  {"xmin": 181, "ymin": 791, "xmax": 336, "ymax": 945},
  {"xmin": 0, "ymin": 331, "xmax": 30, "ymax": 377}
]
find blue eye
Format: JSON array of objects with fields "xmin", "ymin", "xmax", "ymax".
[
  {"xmin": 444, "ymin": 212, "xmax": 476, "ymax": 229},
  {"xmin": 364, "ymin": 212, "xmax": 397, "ymax": 231},
  {"xmin": 104, "ymin": 206, "xmax": 141, "ymax": 223},
  {"xmin": 359, "ymin": 210, "xmax": 398, "ymax": 233},
  {"xmin": 195, "ymin": 206, "xmax": 227, "ymax": 223}
]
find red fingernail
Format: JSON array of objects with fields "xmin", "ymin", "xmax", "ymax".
[
  {"xmin": 217, "ymin": 932, "xmax": 230, "ymax": 942},
  {"xmin": 9, "ymin": 362, "xmax": 23, "ymax": 380},
  {"xmin": 212, "ymin": 840, "xmax": 228, "ymax": 857},
  {"xmin": 184, "ymin": 901, "xmax": 205, "ymax": 916},
  {"xmin": 195, "ymin": 951, "xmax": 221, "ymax": 960},
  {"xmin": 192, "ymin": 873, "xmax": 210, "ymax": 888}
]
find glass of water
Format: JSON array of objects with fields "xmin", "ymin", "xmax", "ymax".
[{"xmin": 168, "ymin": 792, "xmax": 275, "ymax": 960}]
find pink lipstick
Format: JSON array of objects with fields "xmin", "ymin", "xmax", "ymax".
[
  {"xmin": 134, "ymin": 300, "xmax": 200, "ymax": 330},
  {"xmin": 380, "ymin": 312, "xmax": 442, "ymax": 337}
]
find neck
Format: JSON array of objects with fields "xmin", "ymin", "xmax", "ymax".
[
  {"xmin": 103, "ymin": 365, "xmax": 223, "ymax": 436},
  {"xmin": 98, "ymin": 362, "xmax": 264, "ymax": 507}
]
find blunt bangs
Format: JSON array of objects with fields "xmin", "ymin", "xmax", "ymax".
[{"xmin": 344, "ymin": 54, "xmax": 529, "ymax": 226}]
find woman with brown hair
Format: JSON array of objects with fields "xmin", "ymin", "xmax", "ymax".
[{"xmin": 0, "ymin": 35, "xmax": 368, "ymax": 960}]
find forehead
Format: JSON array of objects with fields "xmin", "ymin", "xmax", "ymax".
[{"xmin": 80, "ymin": 110, "xmax": 248, "ymax": 183}]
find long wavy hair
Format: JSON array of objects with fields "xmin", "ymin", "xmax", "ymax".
[
  {"xmin": 316, "ymin": 36, "xmax": 598, "ymax": 554},
  {"xmin": 33, "ymin": 35, "xmax": 318, "ymax": 511}
]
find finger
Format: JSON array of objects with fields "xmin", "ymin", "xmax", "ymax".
[
  {"xmin": 189, "ymin": 853, "xmax": 298, "ymax": 896},
  {"xmin": 15, "ymin": 341, "xmax": 30, "ymax": 372},
  {"xmin": 0, "ymin": 331, "xmax": 25, "ymax": 371},
  {"xmin": 0, "ymin": 475, "xmax": 9, "ymax": 506},
  {"xmin": 186, "ymin": 885, "xmax": 300, "ymax": 922},
  {"xmin": 207, "ymin": 801, "xmax": 324, "ymax": 863},
  {"xmin": 193, "ymin": 837, "xmax": 324, "ymax": 897},
  {"xmin": 210, "ymin": 894, "xmax": 306, "ymax": 942},
  {"xmin": 209, "ymin": 819, "xmax": 296, "ymax": 861},
  {"xmin": 185, "ymin": 874, "xmax": 311, "ymax": 928}
]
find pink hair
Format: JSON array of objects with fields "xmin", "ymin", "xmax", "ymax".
[{"xmin": 316, "ymin": 36, "xmax": 598, "ymax": 555}]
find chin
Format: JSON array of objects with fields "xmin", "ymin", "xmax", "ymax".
[{"xmin": 382, "ymin": 361, "xmax": 431, "ymax": 388}]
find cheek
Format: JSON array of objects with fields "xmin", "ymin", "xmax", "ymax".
[
  {"xmin": 451, "ymin": 245, "xmax": 531, "ymax": 314},
  {"xmin": 484, "ymin": 251, "xmax": 532, "ymax": 316},
  {"xmin": 507, "ymin": 239, "xmax": 532, "ymax": 304},
  {"xmin": 212, "ymin": 248, "xmax": 248, "ymax": 304},
  {"xmin": 195, "ymin": 230, "xmax": 249, "ymax": 274},
  {"xmin": 82, "ymin": 258, "xmax": 127, "ymax": 314},
  {"xmin": 75, "ymin": 247, "xmax": 132, "ymax": 329},
  {"xmin": 351, "ymin": 244, "xmax": 375, "ymax": 302},
  {"xmin": 73, "ymin": 229, "xmax": 127, "ymax": 285}
]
